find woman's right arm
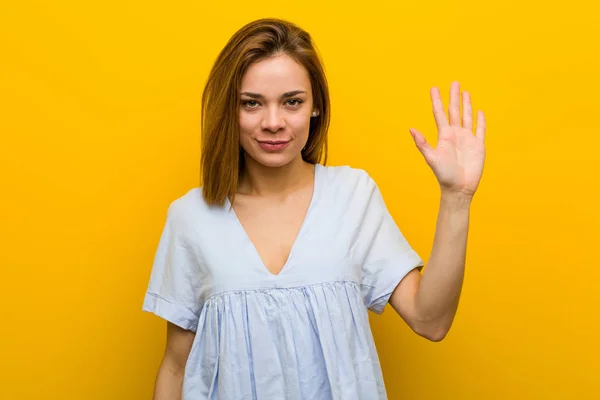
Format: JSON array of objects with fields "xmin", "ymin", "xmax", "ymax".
[{"xmin": 153, "ymin": 322, "xmax": 195, "ymax": 400}]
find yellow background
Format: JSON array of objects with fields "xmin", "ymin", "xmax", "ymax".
[{"xmin": 1, "ymin": 0, "xmax": 599, "ymax": 398}]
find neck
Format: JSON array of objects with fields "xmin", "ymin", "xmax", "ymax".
[{"xmin": 238, "ymin": 155, "xmax": 314, "ymax": 198}]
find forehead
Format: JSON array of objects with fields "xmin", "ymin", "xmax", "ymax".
[{"xmin": 241, "ymin": 54, "xmax": 311, "ymax": 94}]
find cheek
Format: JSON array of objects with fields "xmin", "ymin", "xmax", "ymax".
[
  {"xmin": 288, "ymin": 114, "xmax": 311, "ymax": 137},
  {"xmin": 239, "ymin": 113, "xmax": 258, "ymax": 135}
]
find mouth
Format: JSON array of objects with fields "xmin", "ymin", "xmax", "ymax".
[
  {"xmin": 256, "ymin": 139, "xmax": 291, "ymax": 151},
  {"xmin": 257, "ymin": 140, "xmax": 290, "ymax": 145}
]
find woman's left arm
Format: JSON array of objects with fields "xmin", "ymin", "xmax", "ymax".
[
  {"xmin": 389, "ymin": 81, "xmax": 486, "ymax": 342},
  {"xmin": 389, "ymin": 190, "xmax": 472, "ymax": 341}
]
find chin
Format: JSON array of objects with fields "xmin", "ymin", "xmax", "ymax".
[{"xmin": 246, "ymin": 151, "xmax": 300, "ymax": 169}]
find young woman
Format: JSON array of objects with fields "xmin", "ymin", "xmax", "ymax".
[{"xmin": 143, "ymin": 17, "xmax": 486, "ymax": 400}]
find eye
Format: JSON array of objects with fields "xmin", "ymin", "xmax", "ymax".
[
  {"xmin": 242, "ymin": 100, "xmax": 260, "ymax": 109},
  {"xmin": 286, "ymin": 98, "xmax": 304, "ymax": 107}
]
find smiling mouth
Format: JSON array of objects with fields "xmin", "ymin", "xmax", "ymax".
[
  {"xmin": 257, "ymin": 139, "xmax": 291, "ymax": 151},
  {"xmin": 258, "ymin": 140, "xmax": 289, "ymax": 144}
]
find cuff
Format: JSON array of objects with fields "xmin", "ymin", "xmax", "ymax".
[{"xmin": 142, "ymin": 292, "xmax": 199, "ymax": 332}]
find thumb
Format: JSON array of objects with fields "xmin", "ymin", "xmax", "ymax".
[{"xmin": 409, "ymin": 128, "xmax": 435, "ymax": 163}]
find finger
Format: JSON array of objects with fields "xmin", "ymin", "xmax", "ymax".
[
  {"xmin": 462, "ymin": 91, "xmax": 473, "ymax": 131},
  {"xmin": 449, "ymin": 81, "xmax": 461, "ymax": 126},
  {"xmin": 476, "ymin": 110, "xmax": 486, "ymax": 141},
  {"xmin": 409, "ymin": 128, "xmax": 435, "ymax": 162},
  {"xmin": 430, "ymin": 87, "xmax": 449, "ymax": 131}
]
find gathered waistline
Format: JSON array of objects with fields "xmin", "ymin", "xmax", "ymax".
[{"xmin": 202, "ymin": 279, "xmax": 363, "ymax": 305}]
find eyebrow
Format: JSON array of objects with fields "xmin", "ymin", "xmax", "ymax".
[{"xmin": 240, "ymin": 90, "xmax": 307, "ymax": 99}]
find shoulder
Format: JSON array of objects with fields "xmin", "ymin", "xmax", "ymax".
[
  {"xmin": 318, "ymin": 164, "xmax": 378, "ymax": 198},
  {"xmin": 164, "ymin": 187, "xmax": 221, "ymax": 228},
  {"xmin": 167, "ymin": 187, "xmax": 202, "ymax": 215}
]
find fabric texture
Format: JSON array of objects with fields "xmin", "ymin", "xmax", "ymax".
[{"xmin": 142, "ymin": 164, "xmax": 424, "ymax": 399}]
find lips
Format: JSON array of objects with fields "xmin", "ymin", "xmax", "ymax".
[
  {"xmin": 257, "ymin": 139, "xmax": 291, "ymax": 151},
  {"xmin": 258, "ymin": 140, "xmax": 289, "ymax": 145}
]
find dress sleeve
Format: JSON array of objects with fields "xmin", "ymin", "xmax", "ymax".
[
  {"xmin": 142, "ymin": 202, "xmax": 202, "ymax": 332},
  {"xmin": 355, "ymin": 173, "xmax": 424, "ymax": 314}
]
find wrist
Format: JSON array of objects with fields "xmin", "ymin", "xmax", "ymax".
[{"xmin": 440, "ymin": 189, "xmax": 473, "ymax": 210}]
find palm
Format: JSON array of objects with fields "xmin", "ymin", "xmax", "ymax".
[{"xmin": 410, "ymin": 82, "xmax": 486, "ymax": 196}]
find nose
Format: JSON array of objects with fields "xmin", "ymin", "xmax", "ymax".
[{"xmin": 260, "ymin": 106, "xmax": 286, "ymax": 133}]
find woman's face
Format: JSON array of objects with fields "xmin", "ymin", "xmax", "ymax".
[{"xmin": 239, "ymin": 53, "xmax": 317, "ymax": 169}]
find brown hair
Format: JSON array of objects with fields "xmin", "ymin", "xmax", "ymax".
[{"xmin": 200, "ymin": 18, "xmax": 331, "ymax": 206}]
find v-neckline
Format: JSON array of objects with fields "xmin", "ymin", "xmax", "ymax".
[{"xmin": 226, "ymin": 163, "xmax": 321, "ymax": 277}]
